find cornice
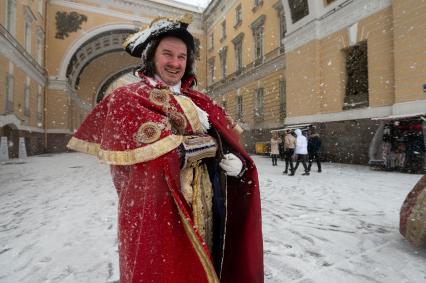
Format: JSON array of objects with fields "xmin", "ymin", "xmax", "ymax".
[
  {"xmin": 231, "ymin": 32, "xmax": 244, "ymax": 45},
  {"xmin": 285, "ymin": 106, "xmax": 392, "ymax": 125},
  {"xmin": 46, "ymin": 128, "xmax": 74, "ymax": 134},
  {"xmin": 284, "ymin": 0, "xmax": 392, "ymax": 52},
  {"xmin": 208, "ymin": 52, "xmax": 286, "ymax": 97},
  {"xmin": 18, "ymin": 125, "xmax": 45, "ymax": 133},
  {"xmin": 24, "ymin": 5, "xmax": 37, "ymax": 22},
  {"xmin": 203, "ymin": 0, "xmax": 239, "ymax": 31},
  {"xmin": 251, "ymin": 14, "xmax": 266, "ymax": 30},
  {"xmin": 0, "ymin": 25, "xmax": 47, "ymax": 86},
  {"xmin": 49, "ymin": 0, "xmax": 203, "ymax": 34},
  {"xmin": 284, "ymin": 100, "xmax": 426, "ymax": 125}
]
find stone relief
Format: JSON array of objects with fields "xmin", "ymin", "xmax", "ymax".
[{"xmin": 55, "ymin": 11, "xmax": 88, "ymax": 39}]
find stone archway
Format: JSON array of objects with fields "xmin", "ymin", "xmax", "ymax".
[{"xmin": 95, "ymin": 66, "xmax": 138, "ymax": 103}]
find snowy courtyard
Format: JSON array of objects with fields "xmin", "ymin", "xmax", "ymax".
[{"xmin": 0, "ymin": 152, "xmax": 425, "ymax": 283}]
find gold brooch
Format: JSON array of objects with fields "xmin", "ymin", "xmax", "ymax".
[
  {"xmin": 134, "ymin": 122, "xmax": 162, "ymax": 144},
  {"xmin": 149, "ymin": 88, "xmax": 171, "ymax": 107},
  {"xmin": 169, "ymin": 111, "xmax": 188, "ymax": 134}
]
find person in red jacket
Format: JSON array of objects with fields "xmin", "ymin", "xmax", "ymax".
[{"xmin": 67, "ymin": 13, "xmax": 264, "ymax": 283}]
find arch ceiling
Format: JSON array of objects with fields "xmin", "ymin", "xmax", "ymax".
[
  {"xmin": 65, "ymin": 28, "xmax": 137, "ymax": 90},
  {"xmin": 76, "ymin": 51, "xmax": 139, "ymax": 108}
]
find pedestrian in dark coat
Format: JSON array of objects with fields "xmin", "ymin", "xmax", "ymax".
[{"xmin": 307, "ymin": 133, "xmax": 322, "ymax": 172}]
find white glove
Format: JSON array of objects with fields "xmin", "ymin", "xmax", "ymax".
[{"xmin": 219, "ymin": 153, "xmax": 243, "ymax": 177}]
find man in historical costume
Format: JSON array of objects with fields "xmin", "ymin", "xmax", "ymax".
[{"xmin": 67, "ymin": 13, "xmax": 264, "ymax": 283}]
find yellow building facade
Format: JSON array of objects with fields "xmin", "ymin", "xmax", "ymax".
[
  {"xmin": 1, "ymin": 0, "xmax": 425, "ymax": 165},
  {"xmin": 205, "ymin": 0, "xmax": 426, "ymax": 164},
  {"xmin": 0, "ymin": 0, "xmax": 205, "ymax": 158}
]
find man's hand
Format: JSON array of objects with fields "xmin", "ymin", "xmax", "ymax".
[{"xmin": 219, "ymin": 153, "xmax": 243, "ymax": 177}]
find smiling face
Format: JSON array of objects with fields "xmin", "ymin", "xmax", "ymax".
[{"xmin": 153, "ymin": 36, "xmax": 188, "ymax": 86}]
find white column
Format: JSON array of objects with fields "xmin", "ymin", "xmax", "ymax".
[
  {"xmin": 18, "ymin": 137, "xmax": 27, "ymax": 159},
  {"xmin": 0, "ymin": 137, "xmax": 9, "ymax": 161}
]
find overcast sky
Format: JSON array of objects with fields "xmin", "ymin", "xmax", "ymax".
[{"xmin": 174, "ymin": 0, "xmax": 211, "ymax": 9}]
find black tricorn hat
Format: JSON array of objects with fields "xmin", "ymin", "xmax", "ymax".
[{"xmin": 123, "ymin": 13, "xmax": 195, "ymax": 58}]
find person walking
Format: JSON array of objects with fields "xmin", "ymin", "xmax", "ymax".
[
  {"xmin": 307, "ymin": 132, "xmax": 322, "ymax": 172},
  {"xmin": 270, "ymin": 131, "xmax": 282, "ymax": 166},
  {"xmin": 283, "ymin": 129, "xmax": 296, "ymax": 174},
  {"xmin": 289, "ymin": 128, "xmax": 309, "ymax": 176},
  {"xmin": 67, "ymin": 13, "xmax": 263, "ymax": 283}
]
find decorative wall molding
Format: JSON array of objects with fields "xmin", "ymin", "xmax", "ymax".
[
  {"xmin": 0, "ymin": 25, "xmax": 47, "ymax": 86},
  {"xmin": 57, "ymin": 23, "xmax": 138, "ymax": 80},
  {"xmin": 55, "ymin": 11, "xmax": 88, "ymax": 39},
  {"xmin": 285, "ymin": 105, "xmax": 392, "ymax": 125},
  {"xmin": 204, "ymin": 0, "xmax": 239, "ymax": 30},
  {"xmin": 284, "ymin": 0, "xmax": 392, "ymax": 52},
  {"xmin": 284, "ymin": 99, "xmax": 426, "ymax": 125},
  {"xmin": 209, "ymin": 53, "xmax": 286, "ymax": 97},
  {"xmin": 46, "ymin": 128, "xmax": 74, "ymax": 134},
  {"xmin": 17, "ymin": 125, "xmax": 45, "ymax": 133},
  {"xmin": 392, "ymin": 100, "xmax": 426, "ymax": 116},
  {"xmin": 49, "ymin": 0, "xmax": 203, "ymax": 33},
  {"xmin": 66, "ymin": 31, "xmax": 131, "ymax": 88}
]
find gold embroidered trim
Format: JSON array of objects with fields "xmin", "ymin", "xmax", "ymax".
[
  {"xmin": 67, "ymin": 135, "xmax": 184, "ymax": 165},
  {"xmin": 173, "ymin": 197, "xmax": 219, "ymax": 283},
  {"xmin": 192, "ymin": 164, "xmax": 214, "ymax": 251},
  {"xmin": 174, "ymin": 95, "xmax": 204, "ymax": 134},
  {"xmin": 67, "ymin": 137, "xmax": 100, "ymax": 156}
]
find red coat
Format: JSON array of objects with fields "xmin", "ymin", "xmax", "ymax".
[{"xmin": 67, "ymin": 74, "xmax": 264, "ymax": 282}]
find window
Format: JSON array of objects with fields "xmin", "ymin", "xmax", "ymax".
[
  {"xmin": 343, "ymin": 41, "xmax": 369, "ymax": 110},
  {"xmin": 24, "ymin": 81, "xmax": 30, "ymax": 117},
  {"xmin": 36, "ymin": 29, "xmax": 44, "ymax": 65},
  {"xmin": 25, "ymin": 21, "xmax": 32, "ymax": 52},
  {"xmin": 253, "ymin": 0, "xmax": 263, "ymax": 11},
  {"xmin": 38, "ymin": 0, "xmax": 44, "ymax": 16},
  {"xmin": 254, "ymin": 29, "xmax": 263, "ymax": 64},
  {"xmin": 208, "ymin": 33, "xmax": 214, "ymax": 51},
  {"xmin": 255, "ymin": 88, "xmax": 264, "ymax": 121},
  {"xmin": 236, "ymin": 95, "xmax": 243, "ymax": 120},
  {"xmin": 219, "ymin": 47, "xmax": 228, "ymax": 80},
  {"xmin": 37, "ymin": 86, "xmax": 43, "ymax": 122},
  {"xmin": 235, "ymin": 41, "xmax": 243, "ymax": 73},
  {"xmin": 234, "ymin": 4, "xmax": 242, "ymax": 27},
  {"xmin": 273, "ymin": 2, "xmax": 286, "ymax": 53},
  {"xmin": 279, "ymin": 80, "xmax": 286, "ymax": 120},
  {"xmin": 24, "ymin": 7, "xmax": 35, "ymax": 53},
  {"xmin": 208, "ymin": 57, "xmax": 215, "ymax": 83},
  {"xmin": 5, "ymin": 74, "xmax": 14, "ymax": 113},
  {"xmin": 251, "ymin": 15, "xmax": 265, "ymax": 65},
  {"xmin": 289, "ymin": 0, "xmax": 309, "ymax": 23},
  {"xmin": 232, "ymin": 33, "xmax": 244, "ymax": 74},
  {"xmin": 221, "ymin": 21, "xmax": 226, "ymax": 41},
  {"xmin": 5, "ymin": 0, "xmax": 17, "ymax": 36}
]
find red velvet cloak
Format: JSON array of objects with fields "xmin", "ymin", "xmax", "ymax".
[{"xmin": 67, "ymin": 75, "xmax": 264, "ymax": 282}]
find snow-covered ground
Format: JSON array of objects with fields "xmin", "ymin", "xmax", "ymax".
[{"xmin": 0, "ymin": 152, "xmax": 424, "ymax": 283}]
